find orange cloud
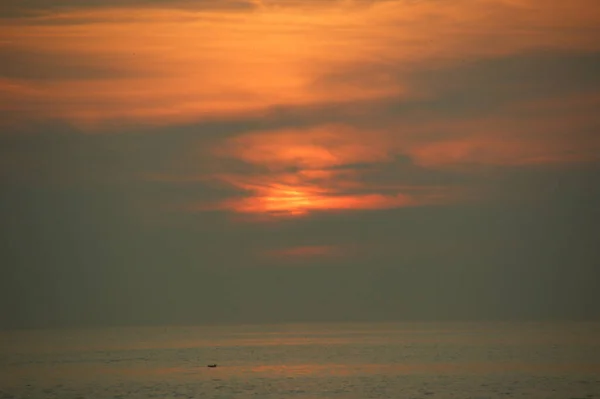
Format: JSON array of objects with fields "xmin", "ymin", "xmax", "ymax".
[
  {"xmin": 263, "ymin": 245, "xmax": 346, "ymax": 261},
  {"xmin": 181, "ymin": 124, "xmax": 460, "ymax": 217},
  {"xmin": 410, "ymin": 136, "xmax": 598, "ymax": 168},
  {"xmin": 0, "ymin": 5, "xmax": 402, "ymax": 129},
  {"xmin": 182, "ymin": 172, "xmax": 431, "ymax": 217},
  {"xmin": 2, "ymin": 0, "xmax": 599, "ymax": 129},
  {"xmin": 407, "ymin": 93, "xmax": 600, "ymax": 168},
  {"xmin": 214, "ymin": 125, "xmax": 394, "ymax": 169},
  {"xmin": 222, "ymin": 187, "xmax": 417, "ymax": 217}
]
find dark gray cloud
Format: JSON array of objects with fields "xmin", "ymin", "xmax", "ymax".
[
  {"xmin": 310, "ymin": 51, "xmax": 600, "ymax": 126},
  {"xmin": 410, "ymin": 50, "xmax": 600, "ymax": 113},
  {"xmin": 2, "ymin": 164, "xmax": 599, "ymax": 328},
  {"xmin": 0, "ymin": 47, "xmax": 152, "ymax": 81},
  {"xmin": 0, "ymin": 0, "xmax": 256, "ymax": 18}
]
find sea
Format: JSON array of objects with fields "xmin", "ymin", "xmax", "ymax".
[{"xmin": 1, "ymin": 322, "xmax": 599, "ymax": 399}]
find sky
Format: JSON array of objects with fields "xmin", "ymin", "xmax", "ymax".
[{"xmin": 1, "ymin": 0, "xmax": 600, "ymax": 329}]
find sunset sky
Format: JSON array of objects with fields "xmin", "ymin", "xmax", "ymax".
[{"xmin": 1, "ymin": 0, "xmax": 599, "ymax": 328}]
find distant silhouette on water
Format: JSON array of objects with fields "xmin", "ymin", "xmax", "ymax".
[{"xmin": 207, "ymin": 364, "xmax": 217, "ymax": 368}]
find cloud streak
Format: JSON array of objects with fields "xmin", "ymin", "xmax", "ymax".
[{"xmin": 2, "ymin": 0, "xmax": 599, "ymax": 129}]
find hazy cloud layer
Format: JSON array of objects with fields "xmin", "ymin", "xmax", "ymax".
[{"xmin": 1, "ymin": 0, "xmax": 599, "ymax": 328}]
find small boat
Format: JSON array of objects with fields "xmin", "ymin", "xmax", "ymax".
[{"xmin": 207, "ymin": 364, "xmax": 217, "ymax": 368}]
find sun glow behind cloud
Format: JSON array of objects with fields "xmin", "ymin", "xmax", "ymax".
[
  {"xmin": 201, "ymin": 125, "xmax": 461, "ymax": 217},
  {"xmin": 2, "ymin": 0, "xmax": 600, "ymax": 219}
]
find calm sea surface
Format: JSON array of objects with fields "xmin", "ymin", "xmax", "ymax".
[{"xmin": 1, "ymin": 322, "xmax": 599, "ymax": 398}]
